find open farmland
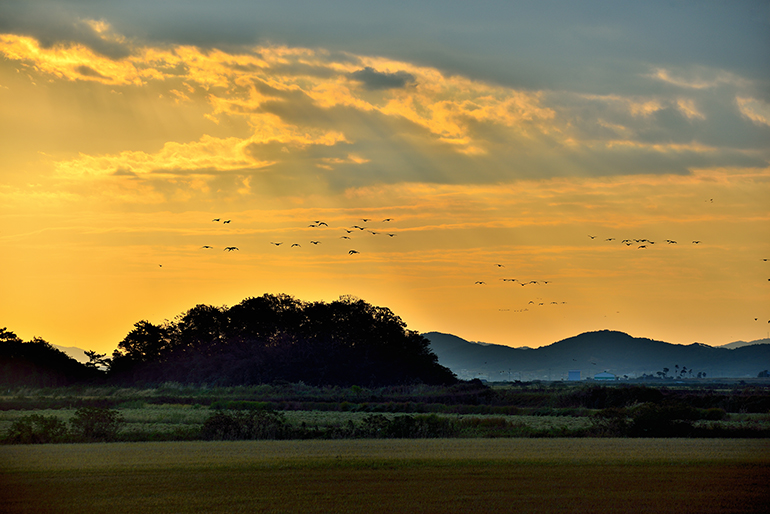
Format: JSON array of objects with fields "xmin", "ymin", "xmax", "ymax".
[{"xmin": 1, "ymin": 439, "xmax": 768, "ymax": 513}]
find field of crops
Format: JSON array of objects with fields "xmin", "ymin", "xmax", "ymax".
[{"xmin": 2, "ymin": 439, "xmax": 768, "ymax": 513}]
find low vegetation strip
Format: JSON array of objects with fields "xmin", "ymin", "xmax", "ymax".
[
  {"xmin": 2, "ymin": 439, "xmax": 768, "ymax": 472},
  {"xmin": 2, "ymin": 440, "xmax": 768, "ymax": 514}
]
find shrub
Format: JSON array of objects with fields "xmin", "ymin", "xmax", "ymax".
[
  {"xmin": 200, "ymin": 410, "xmax": 287, "ymax": 440},
  {"xmin": 70, "ymin": 406, "xmax": 124, "ymax": 442},
  {"xmin": 3, "ymin": 414, "xmax": 68, "ymax": 444}
]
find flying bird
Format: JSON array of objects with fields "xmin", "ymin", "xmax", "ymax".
[
  {"xmin": 200, "ymin": 245, "xmax": 214, "ymax": 249},
  {"xmin": 361, "ymin": 218, "xmax": 371, "ymax": 222},
  {"xmin": 496, "ymin": 264, "xmax": 505, "ymax": 268},
  {"xmin": 310, "ymin": 241, "xmax": 320, "ymax": 245},
  {"xmin": 341, "ymin": 236, "xmax": 351, "ymax": 239},
  {"xmin": 318, "ymin": 222, "xmax": 328, "ymax": 227},
  {"xmin": 382, "ymin": 218, "xmax": 393, "ymax": 222},
  {"xmin": 387, "ymin": 233, "xmax": 397, "ymax": 237},
  {"xmin": 475, "ymin": 281, "xmax": 486, "ymax": 285},
  {"xmin": 223, "ymin": 220, "xmax": 231, "ymax": 224},
  {"xmin": 348, "ymin": 250, "xmax": 359, "ymax": 255},
  {"xmin": 270, "ymin": 242, "xmax": 283, "ymax": 246},
  {"xmin": 666, "ymin": 240, "xmax": 677, "ymax": 244},
  {"xmin": 224, "ymin": 247, "xmax": 239, "ymax": 251},
  {"xmin": 212, "ymin": 218, "xmax": 220, "ymax": 222},
  {"xmin": 692, "ymin": 240, "xmax": 701, "ymax": 244},
  {"xmin": 588, "ymin": 235, "xmax": 596, "ymax": 239},
  {"xmin": 291, "ymin": 243, "xmax": 301, "ymax": 247}
]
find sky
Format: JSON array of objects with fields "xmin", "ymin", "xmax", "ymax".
[{"xmin": 1, "ymin": 1, "xmax": 769, "ymax": 354}]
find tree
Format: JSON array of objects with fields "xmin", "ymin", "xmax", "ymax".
[{"xmin": 84, "ymin": 350, "xmax": 111, "ymax": 370}]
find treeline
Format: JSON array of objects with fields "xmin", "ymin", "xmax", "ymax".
[
  {"xmin": 0, "ymin": 328, "xmax": 101, "ymax": 387},
  {"xmin": 2, "ymin": 294, "xmax": 457, "ymax": 388}
]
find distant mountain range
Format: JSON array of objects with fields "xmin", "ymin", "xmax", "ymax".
[
  {"xmin": 53, "ymin": 331, "xmax": 770, "ymax": 381},
  {"xmin": 424, "ymin": 330, "xmax": 770, "ymax": 381}
]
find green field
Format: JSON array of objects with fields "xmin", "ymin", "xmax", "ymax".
[{"xmin": 2, "ymin": 439, "xmax": 768, "ymax": 513}]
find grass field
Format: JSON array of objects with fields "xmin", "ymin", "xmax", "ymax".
[{"xmin": 2, "ymin": 439, "xmax": 768, "ymax": 513}]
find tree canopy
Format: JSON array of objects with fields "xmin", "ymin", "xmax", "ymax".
[
  {"xmin": 109, "ymin": 294, "xmax": 456, "ymax": 387},
  {"xmin": 0, "ymin": 328, "xmax": 97, "ymax": 386}
]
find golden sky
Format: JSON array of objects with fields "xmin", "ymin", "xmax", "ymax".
[{"xmin": 1, "ymin": 2, "xmax": 768, "ymax": 353}]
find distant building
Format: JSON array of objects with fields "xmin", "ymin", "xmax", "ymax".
[
  {"xmin": 594, "ymin": 371, "xmax": 616, "ymax": 381},
  {"xmin": 568, "ymin": 370, "xmax": 581, "ymax": 381}
]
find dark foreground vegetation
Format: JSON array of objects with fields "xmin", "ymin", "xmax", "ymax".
[{"xmin": 3, "ymin": 381, "xmax": 769, "ymax": 443}]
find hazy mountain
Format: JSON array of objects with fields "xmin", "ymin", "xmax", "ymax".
[
  {"xmin": 425, "ymin": 330, "xmax": 770, "ymax": 380},
  {"xmin": 52, "ymin": 345, "xmax": 90, "ymax": 364},
  {"xmin": 717, "ymin": 338, "xmax": 770, "ymax": 350}
]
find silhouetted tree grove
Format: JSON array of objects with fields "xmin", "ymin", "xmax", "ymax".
[
  {"xmin": 109, "ymin": 294, "xmax": 457, "ymax": 387},
  {"xmin": 0, "ymin": 328, "xmax": 98, "ymax": 386}
]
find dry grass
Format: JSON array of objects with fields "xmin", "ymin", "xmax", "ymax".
[{"xmin": 1, "ymin": 439, "xmax": 768, "ymax": 513}]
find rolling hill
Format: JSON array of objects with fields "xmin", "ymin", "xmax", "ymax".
[{"xmin": 425, "ymin": 330, "xmax": 770, "ymax": 381}]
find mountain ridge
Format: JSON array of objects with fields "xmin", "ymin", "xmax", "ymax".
[{"xmin": 425, "ymin": 330, "xmax": 770, "ymax": 380}]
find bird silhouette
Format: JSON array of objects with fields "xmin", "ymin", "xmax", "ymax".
[
  {"xmin": 291, "ymin": 243, "xmax": 301, "ymax": 247},
  {"xmin": 212, "ymin": 218, "xmax": 220, "ymax": 222},
  {"xmin": 475, "ymin": 281, "xmax": 486, "ymax": 285},
  {"xmin": 318, "ymin": 222, "xmax": 328, "ymax": 227},
  {"xmin": 387, "ymin": 233, "xmax": 397, "ymax": 237},
  {"xmin": 692, "ymin": 240, "xmax": 701, "ymax": 244},
  {"xmin": 200, "ymin": 245, "xmax": 214, "ymax": 249},
  {"xmin": 361, "ymin": 218, "xmax": 371, "ymax": 222},
  {"xmin": 224, "ymin": 247, "xmax": 239, "ymax": 251},
  {"xmin": 341, "ymin": 236, "xmax": 351, "ymax": 239},
  {"xmin": 349, "ymin": 250, "xmax": 359, "ymax": 255},
  {"xmin": 310, "ymin": 241, "xmax": 320, "ymax": 245},
  {"xmin": 588, "ymin": 235, "xmax": 596, "ymax": 239},
  {"xmin": 496, "ymin": 264, "xmax": 505, "ymax": 268},
  {"xmin": 223, "ymin": 220, "xmax": 231, "ymax": 224},
  {"xmin": 382, "ymin": 218, "xmax": 393, "ymax": 222},
  {"xmin": 270, "ymin": 242, "xmax": 283, "ymax": 246}
]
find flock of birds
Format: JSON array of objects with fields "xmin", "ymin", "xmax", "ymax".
[
  {"xmin": 187, "ymin": 217, "xmax": 399, "ymax": 257},
  {"xmin": 266, "ymin": 218, "xmax": 397, "ymax": 255},
  {"xmin": 587, "ymin": 234, "xmax": 703, "ymax": 248},
  {"xmin": 159, "ymin": 209, "xmax": 769, "ymax": 327}
]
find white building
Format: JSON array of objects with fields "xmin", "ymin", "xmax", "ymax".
[{"xmin": 594, "ymin": 371, "xmax": 616, "ymax": 381}]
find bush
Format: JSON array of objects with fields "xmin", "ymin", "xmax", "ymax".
[
  {"xmin": 357, "ymin": 413, "xmax": 458, "ymax": 438},
  {"xmin": 201, "ymin": 410, "xmax": 287, "ymax": 440},
  {"xmin": 3, "ymin": 414, "xmax": 68, "ymax": 444},
  {"xmin": 70, "ymin": 406, "xmax": 124, "ymax": 442}
]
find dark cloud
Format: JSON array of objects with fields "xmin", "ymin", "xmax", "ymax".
[
  {"xmin": 75, "ymin": 65, "xmax": 109, "ymax": 79},
  {"xmin": 112, "ymin": 167, "xmax": 137, "ymax": 177},
  {"xmin": 1, "ymin": 1, "xmax": 767, "ymax": 94},
  {"xmin": 348, "ymin": 67, "xmax": 415, "ymax": 90}
]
